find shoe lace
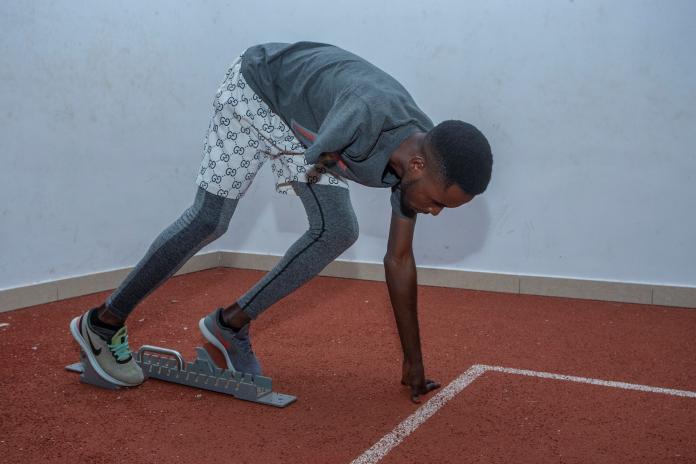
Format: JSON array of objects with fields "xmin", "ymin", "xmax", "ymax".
[{"xmin": 108, "ymin": 332, "xmax": 132, "ymax": 362}]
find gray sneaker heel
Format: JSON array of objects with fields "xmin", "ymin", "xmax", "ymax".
[{"xmin": 198, "ymin": 307, "xmax": 262, "ymax": 376}]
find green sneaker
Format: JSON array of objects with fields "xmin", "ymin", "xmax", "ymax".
[{"xmin": 69, "ymin": 309, "xmax": 144, "ymax": 387}]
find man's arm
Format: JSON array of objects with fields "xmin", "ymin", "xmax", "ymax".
[{"xmin": 384, "ymin": 212, "xmax": 440, "ymax": 403}]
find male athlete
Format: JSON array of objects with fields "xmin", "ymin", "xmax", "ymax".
[{"xmin": 69, "ymin": 42, "xmax": 493, "ymax": 403}]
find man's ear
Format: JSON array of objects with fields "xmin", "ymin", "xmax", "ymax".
[{"xmin": 407, "ymin": 154, "xmax": 427, "ymax": 176}]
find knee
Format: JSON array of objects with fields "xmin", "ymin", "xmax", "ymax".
[
  {"xmin": 322, "ymin": 212, "xmax": 359, "ymax": 252},
  {"xmin": 299, "ymin": 183, "xmax": 358, "ymax": 252},
  {"xmin": 179, "ymin": 204, "xmax": 228, "ymax": 239},
  {"xmin": 177, "ymin": 189, "xmax": 237, "ymax": 238},
  {"xmin": 200, "ymin": 211, "xmax": 229, "ymax": 239}
]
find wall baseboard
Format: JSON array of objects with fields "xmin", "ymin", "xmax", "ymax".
[
  {"xmin": 0, "ymin": 252, "xmax": 222, "ymax": 314},
  {"xmin": 1, "ymin": 251, "xmax": 694, "ymax": 313}
]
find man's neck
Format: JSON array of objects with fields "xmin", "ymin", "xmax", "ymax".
[
  {"xmin": 389, "ymin": 132, "xmax": 427, "ymax": 179},
  {"xmin": 388, "ymin": 132, "xmax": 427, "ymax": 178}
]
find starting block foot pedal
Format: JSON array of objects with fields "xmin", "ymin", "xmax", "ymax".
[
  {"xmin": 65, "ymin": 348, "xmax": 120, "ymax": 390},
  {"xmin": 65, "ymin": 344, "xmax": 296, "ymax": 408}
]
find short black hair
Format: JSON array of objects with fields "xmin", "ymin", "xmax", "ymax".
[{"xmin": 425, "ymin": 120, "xmax": 493, "ymax": 195}]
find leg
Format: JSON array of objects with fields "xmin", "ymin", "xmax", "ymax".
[
  {"xmin": 98, "ymin": 186, "xmax": 238, "ymax": 324},
  {"xmin": 71, "ymin": 54, "xmax": 258, "ymax": 385},
  {"xmin": 101, "ymin": 55, "xmax": 270, "ymax": 325},
  {"xmin": 221, "ymin": 181, "xmax": 359, "ymax": 329},
  {"xmin": 70, "ymin": 188, "xmax": 235, "ymax": 386}
]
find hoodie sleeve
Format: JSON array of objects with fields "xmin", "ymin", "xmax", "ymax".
[{"xmin": 302, "ymin": 90, "xmax": 383, "ymax": 164}]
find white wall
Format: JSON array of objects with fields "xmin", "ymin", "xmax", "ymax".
[{"xmin": 1, "ymin": 0, "xmax": 695, "ymax": 290}]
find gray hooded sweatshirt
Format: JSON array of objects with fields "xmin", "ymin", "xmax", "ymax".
[{"xmin": 240, "ymin": 42, "xmax": 433, "ymax": 218}]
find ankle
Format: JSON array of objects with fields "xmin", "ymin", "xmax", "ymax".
[
  {"xmin": 96, "ymin": 304, "xmax": 125, "ymax": 327},
  {"xmin": 221, "ymin": 303, "xmax": 250, "ymax": 331}
]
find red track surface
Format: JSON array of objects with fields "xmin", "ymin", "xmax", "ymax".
[{"xmin": 1, "ymin": 268, "xmax": 695, "ymax": 463}]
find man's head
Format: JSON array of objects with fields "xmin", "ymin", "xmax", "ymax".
[{"xmin": 399, "ymin": 120, "xmax": 493, "ymax": 215}]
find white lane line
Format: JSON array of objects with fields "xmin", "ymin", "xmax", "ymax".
[
  {"xmin": 350, "ymin": 364, "xmax": 696, "ymax": 464},
  {"xmin": 350, "ymin": 365, "xmax": 487, "ymax": 464},
  {"xmin": 483, "ymin": 365, "xmax": 696, "ymax": 398}
]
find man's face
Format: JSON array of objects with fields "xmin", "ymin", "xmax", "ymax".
[{"xmin": 401, "ymin": 169, "xmax": 474, "ymax": 216}]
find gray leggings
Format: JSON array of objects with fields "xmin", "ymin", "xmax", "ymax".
[{"xmin": 106, "ymin": 183, "xmax": 358, "ymax": 321}]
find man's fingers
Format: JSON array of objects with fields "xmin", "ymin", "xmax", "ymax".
[
  {"xmin": 402, "ymin": 373, "xmax": 441, "ymax": 403},
  {"xmin": 409, "ymin": 383, "xmax": 422, "ymax": 403},
  {"xmin": 408, "ymin": 379, "xmax": 441, "ymax": 403},
  {"xmin": 425, "ymin": 379, "xmax": 441, "ymax": 392}
]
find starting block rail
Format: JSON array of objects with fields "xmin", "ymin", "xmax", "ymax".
[{"xmin": 66, "ymin": 344, "xmax": 296, "ymax": 408}]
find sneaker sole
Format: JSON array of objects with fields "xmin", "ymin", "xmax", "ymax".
[
  {"xmin": 198, "ymin": 317, "xmax": 238, "ymax": 373},
  {"xmin": 69, "ymin": 316, "xmax": 141, "ymax": 387}
]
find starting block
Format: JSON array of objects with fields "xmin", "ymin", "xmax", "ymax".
[{"xmin": 65, "ymin": 344, "xmax": 296, "ymax": 408}]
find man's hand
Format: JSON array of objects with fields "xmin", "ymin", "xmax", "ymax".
[
  {"xmin": 318, "ymin": 151, "xmax": 342, "ymax": 168},
  {"xmin": 401, "ymin": 359, "xmax": 441, "ymax": 403}
]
